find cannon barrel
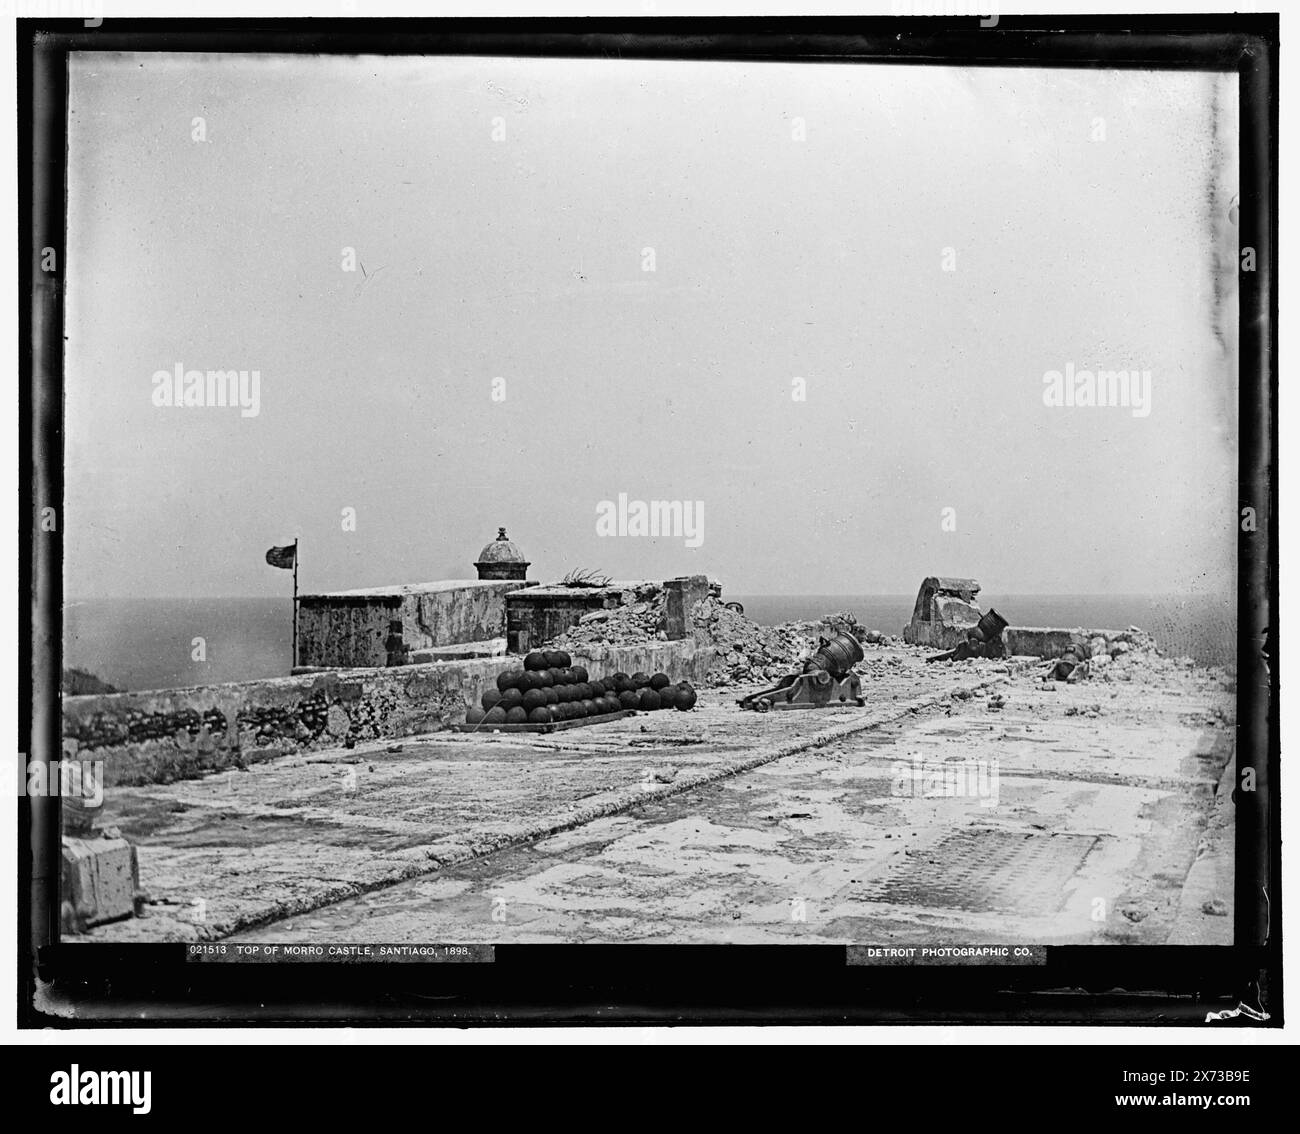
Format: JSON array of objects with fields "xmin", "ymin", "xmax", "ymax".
[
  {"xmin": 804, "ymin": 632, "xmax": 864, "ymax": 679},
  {"xmin": 972, "ymin": 608, "xmax": 1008, "ymax": 642},
  {"xmin": 928, "ymin": 608, "xmax": 1009, "ymax": 662}
]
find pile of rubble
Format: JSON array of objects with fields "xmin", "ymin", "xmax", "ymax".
[
  {"xmin": 546, "ymin": 583, "xmax": 669, "ymax": 650},
  {"xmin": 1091, "ymin": 627, "xmax": 1234, "ymax": 690},
  {"xmin": 688, "ymin": 598, "xmax": 821, "ymax": 687},
  {"xmin": 547, "ymin": 589, "xmax": 896, "ymax": 689},
  {"xmin": 690, "ymin": 602, "xmax": 905, "ymax": 686}
]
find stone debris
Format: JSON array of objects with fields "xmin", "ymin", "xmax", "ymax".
[
  {"xmin": 549, "ymin": 583, "xmax": 669, "ymax": 649},
  {"xmin": 548, "ymin": 591, "xmax": 897, "ymax": 688},
  {"xmin": 549, "ymin": 589, "xmax": 1234, "ymax": 696},
  {"xmin": 1090, "ymin": 627, "xmax": 1236, "ymax": 692},
  {"xmin": 689, "ymin": 601, "xmax": 902, "ymax": 687},
  {"xmin": 689, "ymin": 599, "xmax": 823, "ymax": 686}
]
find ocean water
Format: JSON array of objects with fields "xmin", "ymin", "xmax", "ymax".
[
  {"xmin": 63, "ymin": 592, "xmax": 1237, "ymax": 694},
  {"xmin": 64, "ymin": 597, "xmax": 292, "ymax": 694}
]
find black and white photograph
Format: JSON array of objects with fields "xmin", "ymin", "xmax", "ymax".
[{"xmin": 17, "ymin": 6, "xmax": 1280, "ymax": 1047}]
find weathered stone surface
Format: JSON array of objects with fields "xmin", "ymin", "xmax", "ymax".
[
  {"xmin": 903, "ymin": 577, "xmax": 984, "ymax": 648},
  {"xmin": 73, "ymin": 643, "xmax": 1236, "ymax": 946},
  {"xmin": 62, "ymin": 834, "xmax": 139, "ymax": 931},
  {"xmin": 61, "ymin": 640, "xmax": 715, "ymax": 787},
  {"xmin": 298, "ymin": 580, "xmax": 536, "ymax": 668},
  {"xmin": 75, "ymin": 655, "xmax": 993, "ymax": 943},
  {"xmin": 506, "ymin": 580, "xmax": 658, "ymax": 654},
  {"xmin": 663, "ymin": 575, "xmax": 710, "ymax": 640},
  {"xmin": 1003, "ymin": 626, "xmax": 1155, "ymax": 660}
]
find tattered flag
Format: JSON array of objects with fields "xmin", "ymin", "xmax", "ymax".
[{"xmin": 265, "ymin": 544, "xmax": 296, "ymax": 570}]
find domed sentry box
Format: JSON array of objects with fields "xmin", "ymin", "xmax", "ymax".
[{"xmin": 475, "ymin": 528, "xmax": 530, "ymax": 581}]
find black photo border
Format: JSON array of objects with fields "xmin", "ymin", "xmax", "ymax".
[{"xmin": 18, "ymin": 12, "xmax": 1280, "ymax": 1028}]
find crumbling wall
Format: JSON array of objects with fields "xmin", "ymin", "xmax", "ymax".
[
  {"xmin": 904, "ymin": 596, "xmax": 983, "ymax": 649},
  {"xmin": 298, "ymin": 580, "xmax": 531, "ymax": 667},
  {"xmin": 1004, "ymin": 626, "xmax": 1154, "ymax": 661},
  {"xmin": 62, "ymin": 664, "xmax": 488, "ymax": 787},
  {"xmin": 62, "ymin": 639, "xmax": 713, "ymax": 787},
  {"xmin": 507, "ymin": 582, "xmax": 659, "ymax": 654},
  {"xmin": 403, "ymin": 582, "xmax": 526, "ymax": 652},
  {"xmin": 297, "ymin": 595, "xmax": 400, "ymax": 668},
  {"xmin": 902, "ymin": 577, "xmax": 984, "ymax": 649}
]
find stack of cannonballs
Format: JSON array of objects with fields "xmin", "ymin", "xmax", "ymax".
[{"xmin": 464, "ymin": 649, "xmax": 699, "ymax": 727}]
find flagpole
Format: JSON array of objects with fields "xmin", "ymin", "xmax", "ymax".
[{"xmin": 292, "ymin": 537, "xmax": 299, "ymax": 670}]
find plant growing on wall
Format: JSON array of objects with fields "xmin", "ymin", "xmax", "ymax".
[{"xmin": 559, "ymin": 568, "xmax": 612, "ymax": 588}]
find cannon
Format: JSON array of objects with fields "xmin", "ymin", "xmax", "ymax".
[
  {"xmin": 926, "ymin": 608, "xmax": 1009, "ymax": 663},
  {"xmin": 738, "ymin": 631, "xmax": 865, "ymax": 711},
  {"xmin": 1043, "ymin": 642, "xmax": 1090, "ymax": 682}
]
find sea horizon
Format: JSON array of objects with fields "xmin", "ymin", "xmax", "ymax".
[{"xmin": 63, "ymin": 591, "xmax": 1237, "ymax": 693}]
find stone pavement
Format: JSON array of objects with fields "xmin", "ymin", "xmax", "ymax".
[
  {"xmin": 78, "ymin": 649, "xmax": 998, "ymax": 942},
  {"xmin": 234, "ymin": 662, "xmax": 1235, "ymax": 946}
]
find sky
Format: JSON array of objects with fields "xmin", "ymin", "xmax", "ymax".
[{"xmin": 64, "ymin": 54, "xmax": 1239, "ymax": 598}]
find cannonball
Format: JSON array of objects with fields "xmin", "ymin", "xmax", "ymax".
[
  {"xmin": 638, "ymin": 689, "xmax": 661, "ymax": 711},
  {"xmin": 580, "ymin": 699, "xmax": 599, "ymax": 717},
  {"xmin": 650, "ymin": 673, "xmax": 671, "ymax": 691},
  {"xmin": 536, "ymin": 668, "xmax": 555, "ymax": 688},
  {"xmin": 631, "ymin": 672, "xmax": 651, "ymax": 689},
  {"xmin": 551, "ymin": 702, "xmax": 570, "ymax": 721},
  {"xmin": 505, "ymin": 706, "xmax": 529, "ymax": 724},
  {"xmin": 496, "ymin": 668, "xmax": 524, "ymax": 692},
  {"xmin": 575, "ymin": 682, "xmax": 593, "ymax": 701},
  {"xmin": 588, "ymin": 679, "xmax": 607, "ymax": 697},
  {"xmin": 544, "ymin": 687, "xmax": 558, "ymax": 705},
  {"xmin": 611, "ymin": 672, "xmax": 631, "ymax": 692},
  {"xmin": 543, "ymin": 649, "xmax": 566, "ymax": 668},
  {"xmin": 675, "ymin": 685, "xmax": 697, "ymax": 711},
  {"xmin": 499, "ymin": 687, "xmax": 524, "ymax": 708},
  {"xmin": 570, "ymin": 666, "xmax": 589, "ymax": 684},
  {"xmin": 481, "ymin": 688, "xmax": 503, "ymax": 711},
  {"xmin": 618, "ymin": 690, "xmax": 640, "ymax": 710},
  {"xmin": 524, "ymin": 651, "xmax": 548, "ymax": 671},
  {"xmin": 657, "ymin": 686, "xmax": 679, "ymax": 710},
  {"xmin": 465, "ymin": 706, "xmax": 486, "ymax": 725},
  {"xmin": 522, "ymin": 688, "xmax": 547, "ymax": 712},
  {"xmin": 603, "ymin": 695, "xmax": 623, "ymax": 714},
  {"xmin": 527, "ymin": 706, "xmax": 553, "ymax": 724},
  {"xmin": 484, "ymin": 706, "xmax": 508, "ymax": 724}
]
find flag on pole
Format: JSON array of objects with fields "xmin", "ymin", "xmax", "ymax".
[{"xmin": 265, "ymin": 544, "xmax": 296, "ymax": 570}]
